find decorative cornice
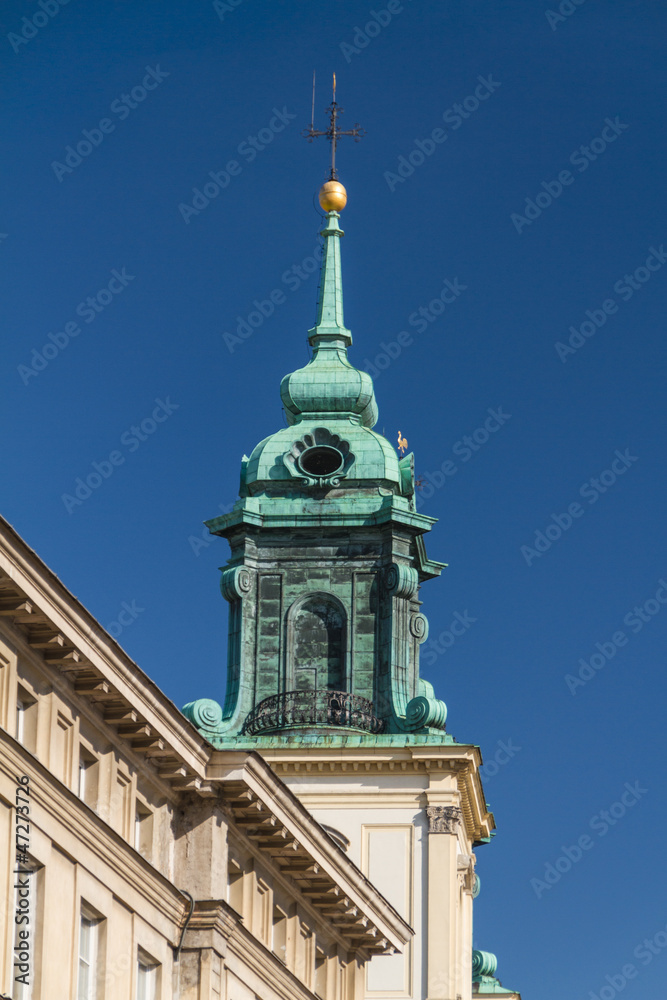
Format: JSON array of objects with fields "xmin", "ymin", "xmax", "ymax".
[
  {"xmin": 207, "ymin": 750, "xmax": 413, "ymax": 954},
  {"xmin": 180, "ymin": 898, "xmax": 238, "ymax": 956},
  {"xmin": 0, "ymin": 520, "xmax": 212, "ymax": 787},
  {"xmin": 256, "ymin": 744, "xmax": 494, "ymax": 845},
  {"xmin": 228, "ymin": 912, "xmax": 335, "ymax": 1000},
  {"xmin": 0, "ymin": 734, "xmax": 186, "ymax": 931},
  {"xmin": 226, "ymin": 826, "xmax": 359, "ymax": 957}
]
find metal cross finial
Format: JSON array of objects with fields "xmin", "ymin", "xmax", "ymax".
[{"xmin": 302, "ymin": 72, "xmax": 366, "ymax": 180}]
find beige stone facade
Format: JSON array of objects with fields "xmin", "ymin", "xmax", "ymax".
[
  {"xmin": 257, "ymin": 741, "xmax": 493, "ymax": 1000},
  {"xmin": 0, "ymin": 516, "xmax": 410, "ymax": 999}
]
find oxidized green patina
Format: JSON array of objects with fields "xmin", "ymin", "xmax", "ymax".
[
  {"xmin": 472, "ymin": 951, "xmax": 518, "ymax": 995},
  {"xmin": 183, "ymin": 205, "xmax": 452, "ymax": 747}
]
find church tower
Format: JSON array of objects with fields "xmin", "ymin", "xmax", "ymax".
[
  {"xmin": 192, "ymin": 184, "xmax": 449, "ymax": 742},
  {"xmin": 184, "ymin": 97, "xmax": 521, "ymax": 1000}
]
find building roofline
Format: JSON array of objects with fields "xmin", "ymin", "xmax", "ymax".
[{"xmin": 210, "ymin": 749, "xmax": 413, "ymax": 953}]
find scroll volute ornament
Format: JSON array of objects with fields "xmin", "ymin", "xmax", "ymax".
[
  {"xmin": 409, "ymin": 612, "xmax": 429, "ymax": 642},
  {"xmin": 182, "ymin": 698, "xmax": 224, "ymax": 732},
  {"xmin": 220, "ymin": 566, "xmax": 252, "ymax": 602},
  {"xmin": 403, "ymin": 678, "xmax": 447, "ymax": 732},
  {"xmin": 384, "ymin": 563, "xmax": 419, "ymax": 599}
]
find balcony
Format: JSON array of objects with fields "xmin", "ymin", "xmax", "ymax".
[{"xmin": 242, "ymin": 689, "xmax": 384, "ymax": 736}]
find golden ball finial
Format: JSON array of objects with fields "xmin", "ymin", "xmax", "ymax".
[{"xmin": 319, "ymin": 180, "xmax": 347, "ymax": 212}]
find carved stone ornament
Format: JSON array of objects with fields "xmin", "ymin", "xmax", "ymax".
[
  {"xmin": 409, "ymin": 612, "xmax": 429, "ymax": 642},
  {"xmin": 457, "ymin": 854, "xmax": 476, "ymax": 892},
  {"xmin": 426, "ymin": 805, "xmax": 462, "ymax": 834},
  {"xmin": 283, "ymin": 427, "xmax": 354, "ymax": 487},
  {"xmin": 404, "ymin": 693, "xmax": 447, "ymax": 731},
  {"xmin": 220, "ymin": 565, "xmax": 252, "ymax": 602},
  {"xmin": 181, "ymin": 698, "xmax": 224, "ymax": 732},
  {"xmin": 384, "ymin": 563, "xmax": 419, "ymax": 599}
]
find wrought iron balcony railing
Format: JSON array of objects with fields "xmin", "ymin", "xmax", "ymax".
[{"xmin": 242, "ymin": 689, "xmax": 384, "ymax": 736}]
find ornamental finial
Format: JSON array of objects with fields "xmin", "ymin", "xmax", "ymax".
[{"xmin": 302, "ymin": 72, "xmax": 365, "ymax": 212}]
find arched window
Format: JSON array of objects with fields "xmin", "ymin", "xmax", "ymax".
[{"xmin": 288, "ymin": 594, "xmax": 346, "ymax": 692}]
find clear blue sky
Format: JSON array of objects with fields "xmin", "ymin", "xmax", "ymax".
[{"xmin": 2, "ymin": 1, "xmax": 666, "ymax": 995}]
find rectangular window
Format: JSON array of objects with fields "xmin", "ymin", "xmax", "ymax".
[
  {"xmin": 16, "ymin": 686, "xmax": 38, "ymax": 754},
  {"xmin": 228, "ymin": 858, "xmax": 243, "ymax": 913},
  {"xmin": 78, "ymin": 748, "xmax": 99, "ymax": 810},
  {"xmin": 137, "ymin": 950, "xmax": 159, "ymax": 1000},
  {"xmin": 296, "ymin": 922, "xmax": 313, "ymax": 983},
  {"xmin": 315, "ymin": 945, "xmax": 328, "ymax": 998},
  {"xmin": 134, "ymin": 803, "xmax": 153, "ymax": 858},
  {"xmin": 115, "ymin": 769, "xmax": 131, "ymax": 838},
  {"xmin": 77, "ymin": 907, "xmax": 101, "ymax": 1000},
  {"xmin": 54, "ymin": 711, "xmax": 74, "ymax": 784},
  {"xmin": 254, "ymin": 878, "xmax": 271, "ymax": 943},
  {"xmin": 272, "ymin": 905, "xmax": 288, "ymax": 964}
]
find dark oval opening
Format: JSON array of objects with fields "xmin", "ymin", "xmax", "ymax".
[{"xmin": 299, "ymin": 446, "xmax": 343, "ymax": 477}]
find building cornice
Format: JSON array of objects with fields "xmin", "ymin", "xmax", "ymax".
[
  {"xmin": 0, "ymin": 733, "xmax": 188, "ymax": 935},
  {"xmin": 0, "ymin": 516, "xmax": 212, "ymax": 790},
  {"xmin": 255, "ymin": 744, "xmax": 496, "ymax": 846},
  {"xmin": 227, "ymin": 908, "xmax": 326, "ymax": 1000},
  {"xmin": 208, "ymin": 750, "xmax": 413, "ymax": 955}
]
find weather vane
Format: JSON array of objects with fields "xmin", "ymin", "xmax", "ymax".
[
  {"xmin": 302, "ymin": 72, "xmax": 366, "ymax": 181},
  {"xmin": 397, "ymin": 431, "xmax": 408, "ymax": 456}
]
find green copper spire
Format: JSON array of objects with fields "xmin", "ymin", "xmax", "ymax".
[
  {"xmin": 280, "ymin": 203, "xmax": 378, "ymax": 427},
  {"xmin": 307, "ymin": 211, "xmax": 351, "ymax": 346}
]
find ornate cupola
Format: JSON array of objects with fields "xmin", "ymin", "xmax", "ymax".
[{"xmin": 184, "ymin": 109, "xmax": 450, "ymax": 748}]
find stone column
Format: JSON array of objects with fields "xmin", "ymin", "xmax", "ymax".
[
  {"xmin": 425, "ymin": 805, "xmax": 461, "ymax": 1000},
  {"xmin": 178, "ymin": 900, "xmax": 236, "ymax": 1000},
  {"xmin": 172, "ymin": 794, "xmax": 228, "ymax": 899}
]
